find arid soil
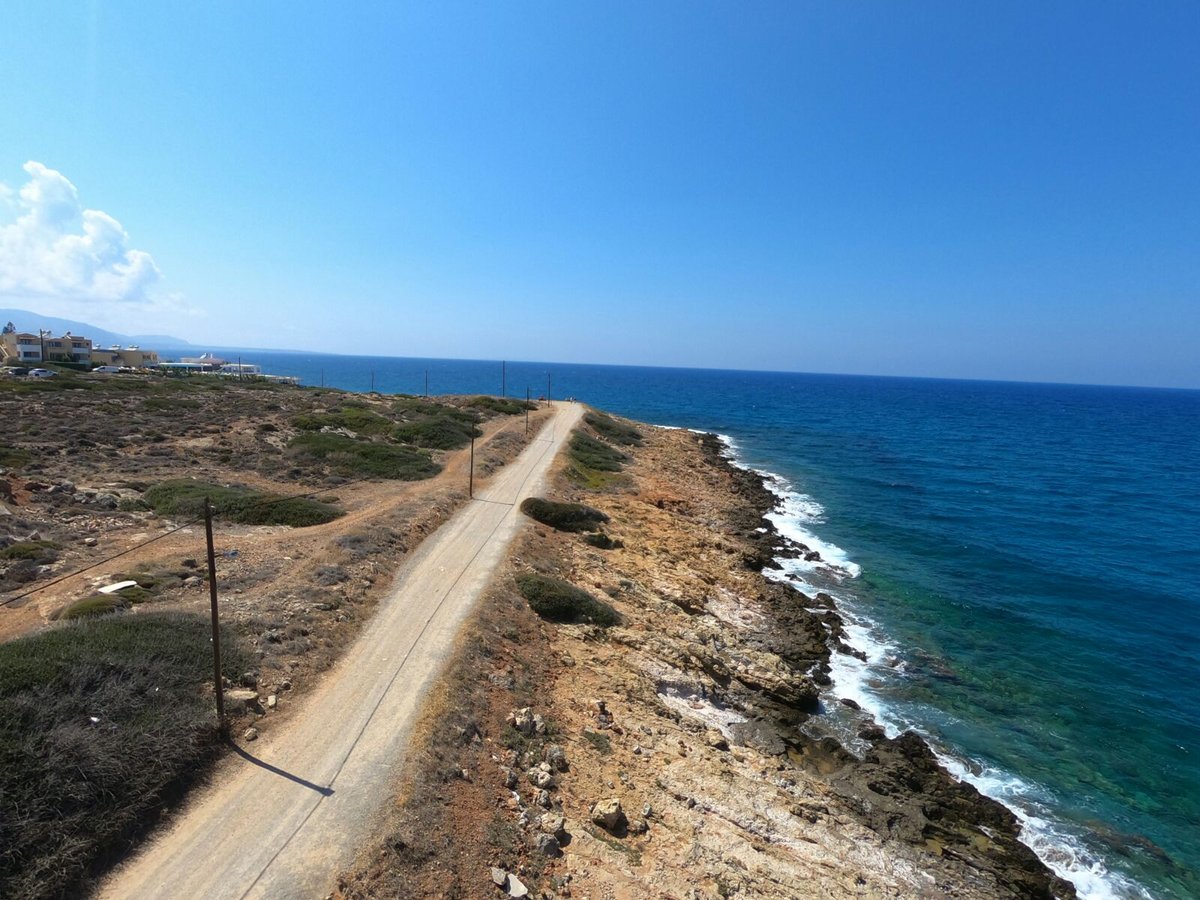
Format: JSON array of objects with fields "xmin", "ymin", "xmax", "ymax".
[
  {"xmin": 1, "ymin": 376, "xmax": 550, "ymax": 711},
  {"xmin": 336, "ymin": 416, "xmax": 1073, "ymax": 899}
]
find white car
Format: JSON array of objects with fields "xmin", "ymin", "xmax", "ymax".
[
  {"xmin": 27, "ymin": 368, "xmax": 57, "ymax": 378},
  {"xmin": 93, "ymin": 366, "xmax": 122, "ymax": 373}
]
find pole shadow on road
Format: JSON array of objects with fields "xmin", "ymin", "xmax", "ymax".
[{"xmin": 227, "ymin": 741, "xmax": 335, "ymax": 797}]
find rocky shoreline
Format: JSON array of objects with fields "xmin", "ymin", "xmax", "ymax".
[
  {"xmin": 695, "ymin": 432, "xmax": 1075, "ymax": 899},
  {"xmin": 339, "ymin": 412, "xmax": 1075, "ymax": 899}
]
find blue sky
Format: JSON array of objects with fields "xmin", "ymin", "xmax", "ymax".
[{"xmin": 1, "ymin": 2, "xmax": 1197, "ymax": 387}]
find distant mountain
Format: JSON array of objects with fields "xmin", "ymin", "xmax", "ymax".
[{"xmin": 0, "ymin": 308, "xmax": 194, "ymax": 349}]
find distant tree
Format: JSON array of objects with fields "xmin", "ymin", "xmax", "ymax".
[{"xmin": 2, "ymin": 322, "xmax": 14, "ymax": 334}]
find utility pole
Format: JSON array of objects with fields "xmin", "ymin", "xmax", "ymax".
[
  {"xmin": 370, "ymin": 370, "xmax": 375, "ymax": 392},
  {"xmin": 501, "ymin": 361, "xmax": 506, "ymax": 397},
  {"xmin": 204, "ymin": 499, "xmax": 227, "ymax": 734},
  {"xmin": 425, "ymin": 369, "xmax": 429, "ymax": 398},
  {"xmin": 525, "ymin": 386, "xmax": 530, "ymax": 435},
  {"xmin": 320, "ymin": 369, "xmax": 325, "ymax": 388},
  {"xmin": 469, "ymin": 435, "xmax": 475, "ymax": 498},
  {"xmin": 547, "ymin": 373, "xmax": 551, "ymax": 405}
]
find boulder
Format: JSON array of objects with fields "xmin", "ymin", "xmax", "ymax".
[
  {"xmin": 534, "ymin": 832, "xmax": 561, "ymax": 857},
  {"xmin": 544, "ymin": 743, "xmax": 569, "ymax": 772},
  {"xmin": 590, "ymin": 798, "xmax": 626, "ymax": 833}
]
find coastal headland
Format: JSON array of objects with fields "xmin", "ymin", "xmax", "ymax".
[{"xmin": 336, "ymin": 412, "xmax": 1073, "ymax": 898}]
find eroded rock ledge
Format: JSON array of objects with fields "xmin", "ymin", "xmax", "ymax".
[{"xmin": 339, "ymin": 414, "xmax": 1073, "ymax": 900}]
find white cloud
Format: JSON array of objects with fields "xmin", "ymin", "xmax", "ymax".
[{"xmin": 0, "ymin": 161, "xmax": 163, "ymax": 305}]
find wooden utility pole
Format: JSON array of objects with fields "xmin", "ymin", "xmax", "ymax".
[
  {"xmin": 469, "ymin": 436, "xmax": 475, "ymax": 498},
  {"xmin": 546, "ymin": 373, "xmax": 551, "ymax": 405},
  {"xmin": 502, "ymin": 360, "xmax": 506, "ymax": 397},
  {"xmin": 320, "ymin": 369, "xmax": 325, "ymax": 387},
  {"xmin": 525, "ymin": 386, "xmax": 530, "ymax": 435},
  {"xmin": 204, "ymin": 499, "xmax": 226, "ymax": 733}
]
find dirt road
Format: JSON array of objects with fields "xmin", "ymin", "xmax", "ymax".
[{"xmin": 99, "ymin": 402, "xmax": 582, "ymax": 900}]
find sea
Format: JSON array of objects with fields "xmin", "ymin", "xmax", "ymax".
[{"xmin": 201, "ymin": 349, "xmax": 1199, "ymax": 898}]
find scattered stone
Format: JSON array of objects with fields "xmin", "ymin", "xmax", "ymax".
[
  {"xmin": 241, "ymin": 671, "xmax": 259, "ymax": 688},
  {"xmin": 508, "ymin": 707, "xmax": 544, "ymax": 736},
  {"xmin": 534, "ymin": 832, "xmax": 561, "ymax": 857},
  {"xmin": 490, "ymin": 867, "xmax": 507, "ymax": 887},
  {"xmin": 539, "ymin": 813, "xmax": 566, "ymax": 838},
  {"xmin": 503, "ymin": 768, "xmax": 519, "ymax": 789},
  {"xmin": 628, "ymin": 818, "xmax": 649, "ymax": 835},
  {"xmin": 226, "ymin": 689, "xmax": 259, "ymax": 710},
  {"xmin": 526, "ymin": 764, "xmax": 554, "ymax": 789},
  {"xmin": 267, "ymin": 694, "xmax": 277, "ymax": 709},
  {"xmin": 83, "ymin": 536, "xmax": 98, "ymax": 547},
  {"xmin": 705, "ymin": 728, "xmax": 729, "ymax": 751},
  {"xmin": 535, "ymin": 789, "xmax": 552, "ymax": 808},
  {"xmin": 642, "ymin": 803, "xmax": 654, "ymax": 819},
  {"xmin": 544, "ymin": 744, "xmax": 569, "ymax": 772},
  {"xmin": 243, "ymin": 727, "xmax": 259, "ymax": 742},
  {"xmin": 590, "ymin": 798, "xmax": 626, "ymax": 832},
  {"xmin": 279, "ymin": 679, "xmax": 292, "ymax": 692},
  {"xmin": 183, "ymin": 575, "xmax": 202, "ymax": 587},
  {"xmin": 506, "ymin": 873, "xmax": 529, "ymax": 898}
]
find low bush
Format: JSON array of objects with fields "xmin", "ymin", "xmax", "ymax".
[
  {"xmin": 59, "ymin": 594, "xmax": 129, "ymax": 619},
  {"xmin": 519, "ymin": 497, "xmax": 608, "ymax": 532},
  {"xmin": 468, "ymin": 395, "xmax": 535, "ymax": 416},
  {"xmin": 142, "ymin": 479, "xmax": 342, "ymax": 526},
  {"xmin": 290, "ymin": 432, "xmax": 441, "ymax": 480},
  {"xmin": 515, "ymin": 573, "xmax": 619, "ymax": 626},
  {"xmin": 392, "ymin": 417, "xmax": 480, "ymax": 450},
  {"xmin": 582, "ymin": 532, "xmax": 623, "ymax": 550},
  {"xmin": 0, "ymin": 443, "xmax": 30, "ymax": 468},
  {"xmin": 393, "ymin": 397, "xmax": 478, "ymax": 424},
  {"xmin": 0, "ymin": 611, "xmax": 250, "ymax": 898},
  {"xmin": 291, "ymin": 405, "xmax": 394, "ymax": 436},
  {"xmin": 584, "ymin": 411, "xmax": 642, "ymax": 445},
  {"xmin": 0, "ymin": 540, "xmax": 59, "ymax": 563},
  {"xmin": 569, "ymin": 432, "xmax": 628, "ymax": 472}
]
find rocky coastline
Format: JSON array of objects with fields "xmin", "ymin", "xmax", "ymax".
[
  {"xmin": 340, "ymin": 412, "xmax": 1075, "ymax": 899},
  {"xmin": 694, "ymin": 432, "xmax": 1075, "ymax": 899}
]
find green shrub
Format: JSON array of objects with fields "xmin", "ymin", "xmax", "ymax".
[
  {"xmin": 291, "ymin": 405, "xmax": 394, "ymax": 435},
  {"xmin": 289, "ymin": 433, "xmax": 441, "ymax": 480},
  {"xmin": 515, "ymin": 573, "xmax": 619, "ymax": 626},
  {"xmin": 519, "ymin": 497, "xmax": 608, "ymax": 532},
  {"xmin": 142, "ymin": 479, "xmax": 342, "ymax": 526},
  {"xmin": 0, "ymin": 612, "xmax": 250, "ymax": 898},
  {"xmin": 584, "ymin": 411, "xmax": 642, "ymax": 445},
  {"xmin": 392, "ymin": 417, "xmax": 480, "ymax": 450},
  {"xmin": 393, "ymin": 397, "xmax": 478, "ymax": 424},
  {"xmin": 0, "ymin": 443, "xmax": 30, "ymax": 468},
  {"xmin": 582, "ymin": 532, "xmax": 623, "ymax": 550},
  {"xmin": 59, "ymin": 594, "xmax": 129, "ymax": 619},
  {"xmin": 0, "ymin": 540, "xmax": 59, "ymax": 563},
  {"xmin": 569, "ymin": 432, "xmax": 628, "ymax": 472},
  {"xmin": 469, "ymin": 395, "xmax": 535, "ymax": 416}
]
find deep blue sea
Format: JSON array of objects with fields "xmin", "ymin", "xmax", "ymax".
[{"xmin": 207, "ymin": 350, "xmax": 1199, "ymax": 897}]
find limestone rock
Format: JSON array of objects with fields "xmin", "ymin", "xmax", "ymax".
[{"xmin": 590, "ymin": 798, "xmax": 627, "ymax": 832}]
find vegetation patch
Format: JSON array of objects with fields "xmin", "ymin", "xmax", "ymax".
[
  {"xmin": 468, "ymin": 395, "xmax": 535, "ymax": 416},
  {"xmin": 393, "ymin": 397, "xmax": 477, "ymax": 424},
  {"xmin": 392, "ymin": 417, "xmax": 480, "ymax": 450},
  {"xmin": 515, "ymin": 572, "xmax": 620, "ymax": 626},
  {"xmin": 582, "ymin": 532, "xmax": 623, "ymax": 550},
  {"xmin": 519, "ymin": 497, "xmax": 608, "ymax": 532},
  {"xmin": 290, "ymin": 433, "xmax": 441, "ymax": 480},
  {"xmin": 569, "ymin": 432, "xmax": 628, "ymax": 472},
  {"xmin": 291, "ymin": 405, "xmax": 394, "ymax": 436},
  {"xmin": 584, "ymin": 411, "xmax": 642, "ymax": 445},
  {"xmin": 143, "ymin": 479, "xmax": 342, "ymax": 526},
  {"xmin": 58, "ymin": 594, "xmax": 130, "ymax": 619},
  {"xmin": 0, "ymin": 540, "xmax": 59, "ymax": 563},
  {"xmin": 0, "ymin": 611, "xmax": 250, "ymax": 899},
  {"xmin": 0, "ymin": 443, "xmax": 30, "ymax": 469}
]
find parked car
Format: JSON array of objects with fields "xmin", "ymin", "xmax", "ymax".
[
  {"xmin": 93, "ymin": 365, "xmax": 122, "ymax": 373},
  {"xmin": 27, "ymin": 368, "xmax": 57, "ymax": 378}
]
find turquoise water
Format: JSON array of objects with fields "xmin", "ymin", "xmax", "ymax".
[{"xmin": 222, "ymin": 351, "xmax": 1199, "ymax": 897}]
